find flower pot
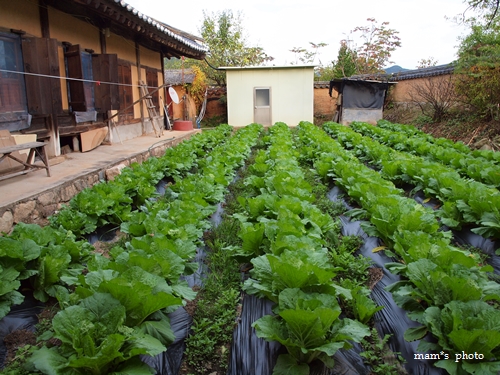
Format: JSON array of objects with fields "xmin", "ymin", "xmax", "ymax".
[{"xmin": 173, "ymin": 120, "xmax": 193, "ymax": 131}]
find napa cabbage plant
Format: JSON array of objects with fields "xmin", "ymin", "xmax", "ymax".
[
  {"xmin": 28, "ymin": 292, "xmax": 165, "ymax": 375},
  {"xmin": 406, "ymin": 300, "xmax": 500, "ymax": 375},
  {"xmin": 253, "ymin": 288, "xmax": 370, "ymax": 375}
]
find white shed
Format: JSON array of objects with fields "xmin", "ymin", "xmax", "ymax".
[{"xmin": 224, "ymin": 65, "xmax": 315, "ymax": 127}]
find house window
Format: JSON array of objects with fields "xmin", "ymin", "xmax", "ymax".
[
  {"xmin": 118, "ymin": 59, "xmax": 134, "ymax": 121},
  {"xmin": 64, "ymin": 44, "xmax": 95, "ymax": 112},
  {"xmin": 255, "ymin": 88, "xmax": 270, "ymax": 107},
  {"xmin": 92, "ymin": 54, "xmax": 119, "ymax": 112},
  {"xmin": 0, "ymin": 32, "xmax": 29, "ymax": 131},
  {"xmin": 146, "ymin": 67, "xmax": 159, "ymax": 110},
  {"xmin": 81, "ymin": 52, "xmax": 94, "ymax": 110}
]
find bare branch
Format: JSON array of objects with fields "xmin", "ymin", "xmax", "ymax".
[{"xmin": 408, "ymin": 75, "xmax": 458, "ymax": 122}]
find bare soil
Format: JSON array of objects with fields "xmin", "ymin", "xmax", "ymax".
[
  {"xmin": 368, "ymin": 267, "xmax": 384, "ymax": 290},
  {"xmin": 3, "ymin": 303, "xmax": 60, "ymax": 368},
  {"xmin": 382, "ymin": 105, "xmax": 500, "ymax": 149},
  {"xmin": 3, "ymin": 329, "xmax": 36, "ymax": 364},
  {"xmin": 420, "ymin": 119, "xmax": 500, "ymax": 149}
]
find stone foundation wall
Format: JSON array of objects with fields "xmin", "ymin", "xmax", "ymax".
[{"xmin": 0, "ymin": 134, "xmax": 197, "ymax": 235}]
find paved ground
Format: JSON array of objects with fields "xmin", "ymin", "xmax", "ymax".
[{"xmin": 0, "ymin": 129, "xmax": 200, "ymax": 210}]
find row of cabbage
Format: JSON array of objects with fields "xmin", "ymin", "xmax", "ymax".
[
  {"xmin": 323, "ymin": 122, "xmax": 500, "ymax": 239},
  {"xmin": 231, "ymin": 122, "xmax": 382, "ymax": 374},
  {"xmin": 297, "ymin": 121, "xmax": 500, "ymax": 375},
  {"xmin": 377, "ymin": 119, "xmax": 500, "ymax": 164},
  {"xmin": 0, "ymin": 125, "xmax": 232, "ymax": 323},
  {"xmin": 49, "ymin": 125, "xmax": 233, "ymax": 238},
  {"xmin": 354, "ymin": 120, "xmax": 500, "ymax": 187},
  {"xmin": 2, "ymin": 123, "xmax": 264, "ymax": 374}
]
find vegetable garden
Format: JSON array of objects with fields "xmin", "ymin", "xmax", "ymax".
[{"xmin": 0, "ymin": 121, "xmax": 499, "ymax": 375}]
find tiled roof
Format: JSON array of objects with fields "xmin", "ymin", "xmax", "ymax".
[
  {"xmin": 164, "ymin": 69, "xmax": 195, "ymax": 85},
  {"xmin": 314, "ymin": 81, "xmax": 330, "ymax": 89},
  {"xmin": 388, "ymin": 64, "xmax": 455, "ymax": 81},
  {"xmin": 350, "ymin": 63, "xmax": 455, "ymax": 82},
  {"xmin": 115, "ymin": 0, "xmax": 208, "ymax": 55}
]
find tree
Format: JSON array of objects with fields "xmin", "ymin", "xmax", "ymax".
[
  {"xmin": 289, "ymin": 42, "xmax": 330, "ymax": 80},
  {"xmin": 196, "ymin": 10, "xmax": 273, "ymax": 85},
  {"xmin": 454, "ymin": 22, "xmax": 500, "ymax": 120},
  {"xmin": 331, "ymin": 40, "xmax": 359, "ymax": 78},
  {"xmin": 458, "ymin": 0, "xmax": 500, "ymax": 28},
  {"xmin": 189, "ymin": 65, "xmax": 208, "ymax": 112},
  {"xmin": 351, "ymin": 18, "xmax": 402, "ymax": 74},
  {"xmin": 416, "ymin": 57, "xmax": 438, "ymax": 69},
  {"xmin": 290, "ymin": 42, "xmax": 328, "ymax": 65}
]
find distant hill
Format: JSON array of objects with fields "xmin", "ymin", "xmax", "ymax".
[{"xmin": 384, "ymin": 65, "xmax": 409, "ymax": 74}]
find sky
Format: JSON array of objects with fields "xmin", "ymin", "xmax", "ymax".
[{"xmin": 124, "ymin": 0, "xmax": 472, "ymax": 69}]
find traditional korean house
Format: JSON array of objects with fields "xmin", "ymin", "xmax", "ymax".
[{"xmin": 0, "ymin": 0, "xmax": 207, "ymax": 157}]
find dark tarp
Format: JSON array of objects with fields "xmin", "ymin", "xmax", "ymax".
[{"xmin": 329, "ymin": 79, "xmax": 390, "ymax": 109}]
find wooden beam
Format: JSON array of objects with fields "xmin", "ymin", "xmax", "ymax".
[
  {"xmin": 99, "ymin": 27, "xmax": 107, "ymax": 54},
  {"xmin": 39, "ymin": 0, "xmax": 50, "ymax": 38}
]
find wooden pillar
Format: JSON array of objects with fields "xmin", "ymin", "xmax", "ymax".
[
  {"xmin": 160, "ymin": 50, "xmax": 166, "ymax": 117},
  {"xmin": 135, "ymin": 41, "xmax": 145, "ymax": 134}
]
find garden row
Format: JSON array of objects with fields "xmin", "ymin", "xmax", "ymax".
[
  {"xmin": 50, "ymin": 125, "xmax": 234, "ymax": 238},
  {"xmin": 231, "ymin": 123, "xmax": 382, "ymax": 374},
  {"xmin": 358, "ymin": 120, "xmax": 500, "ymax": 187},
  {"xmin": 377, "ymin": 119, "xmax": 500, "ymax": 164},
  {"xmin": 1, "ymin": 124, "xmax": 233, "ymax": 322},
  {"xmin": 1, "ymin": 123, "xmax": 263, "ymax": 374},
  {"xmin": 297, "ymin": 121, "xmax": 500, "ymax": 375},
  {"xmin": 323, "ymin": 122, "xmax": 500, "ymax": 239}
]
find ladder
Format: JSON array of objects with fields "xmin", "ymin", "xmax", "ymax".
[{"xmin": 139, "ymin": 80, "xmax": 163, "ymax": 137}]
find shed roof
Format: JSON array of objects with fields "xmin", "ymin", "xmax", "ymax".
[
  {"xmin": 221, "ymin": 65, "xmax": 316, "ymax": 70},
  {"xmin": 46, "ymin": 0, "xmax": 208, "ymax": 59}
]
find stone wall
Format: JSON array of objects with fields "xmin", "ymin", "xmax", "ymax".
[{"xmin": 0, "ymin": 134, "xmax": 197, "ymax": 235}]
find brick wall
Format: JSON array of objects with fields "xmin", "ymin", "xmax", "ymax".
[{"xmin": 314, "ymin": 82, "xmax": 337, "ymax": 120}]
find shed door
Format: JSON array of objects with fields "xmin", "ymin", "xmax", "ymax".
[{"xmin": 254, "ymin": 87, "xmax": 271, "ymax": 126}]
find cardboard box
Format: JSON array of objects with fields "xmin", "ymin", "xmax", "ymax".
[{"xmin": 12, "ymin": 134, "xmax": 37, "ymax": 156}]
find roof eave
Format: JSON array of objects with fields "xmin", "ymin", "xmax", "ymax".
[{"xmin": 48, "ymin": 0, "xmax": 208, "ymax": 60}]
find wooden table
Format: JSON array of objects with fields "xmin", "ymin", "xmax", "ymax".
[{"xmin": 0, "ymin": 141, "xmax": 51, "ymax": 181}]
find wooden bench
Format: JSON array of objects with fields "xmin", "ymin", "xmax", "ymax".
[{"xmin": 0, "ymin": 142, "xmax": 51, "ymax": 181}]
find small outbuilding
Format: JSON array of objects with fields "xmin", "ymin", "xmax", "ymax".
[
  {"xmin": 329, "ymin": 79, "xmax": 393, "ymax": 125},
  {"xmin": 224, "ymin": 65, "xmax": 315, "ymax": 127},
  {"xmin": 164, "ymin": 69, "xmax": 197, "ymax": 123}
]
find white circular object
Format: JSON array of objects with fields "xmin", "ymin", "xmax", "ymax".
[{"xmin": 168, "ymin": 87, "xmax": 180, "ymax": 104}]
